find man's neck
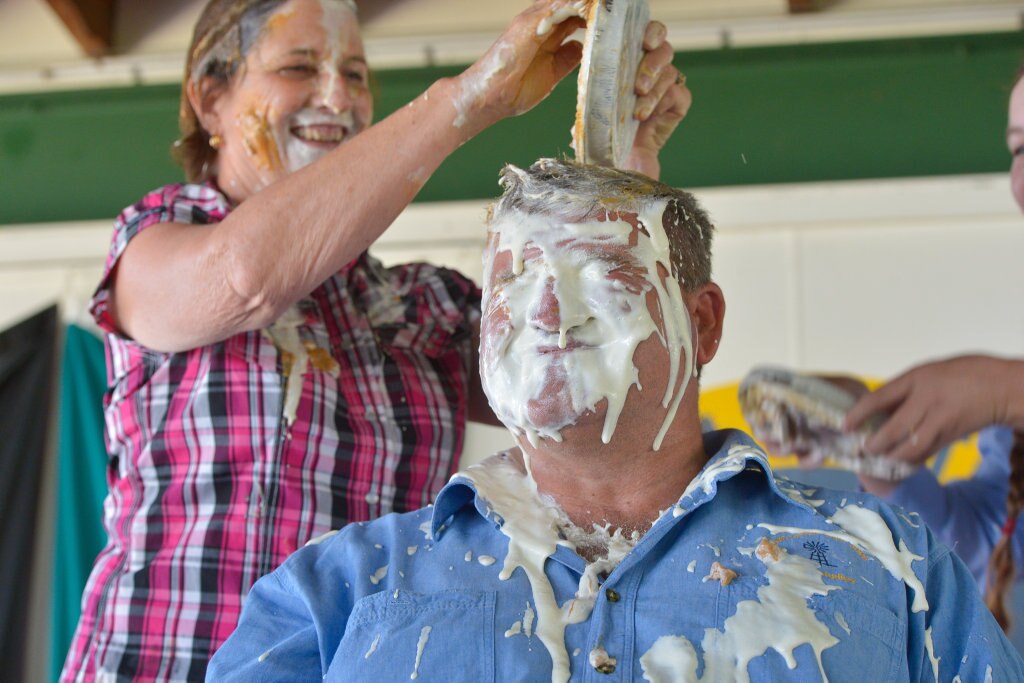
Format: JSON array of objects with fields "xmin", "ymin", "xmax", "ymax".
[{"xmin": 518, "ymin": 413, "xmax": 709, "ymax": 537}]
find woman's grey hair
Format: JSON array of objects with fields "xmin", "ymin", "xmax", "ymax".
[{"xmin": 490, "ymin": 158, "xmax": 715, "ymax": 291}]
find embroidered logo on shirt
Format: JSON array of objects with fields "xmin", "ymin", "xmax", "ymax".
[{"xmin": 803, "ymin": 540, "xmax": 835, "ymax": 567}]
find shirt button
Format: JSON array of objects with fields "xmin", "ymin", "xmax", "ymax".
[{"xmin": 605, "ymin": 588, "xmax": 620, "ymax": 603}]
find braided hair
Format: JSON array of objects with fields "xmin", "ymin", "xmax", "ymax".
[{"xmin": 984, "ymin": 432, "xmax": 1024, "ymax": 631}]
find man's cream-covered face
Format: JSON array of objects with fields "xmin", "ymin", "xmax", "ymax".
[{"xmin": 480, "ymin": 205, "xmax": 695, "ymax": 451}]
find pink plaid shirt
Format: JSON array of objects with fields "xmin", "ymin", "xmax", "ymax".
[{"xmin": 62, "ymin": 183, "xmax": 481, "ymax": 681}]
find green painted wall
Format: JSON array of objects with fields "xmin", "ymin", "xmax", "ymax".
[{"xmin": 1, "ymin": 31, "xmax": 1021, "ymax": 226}]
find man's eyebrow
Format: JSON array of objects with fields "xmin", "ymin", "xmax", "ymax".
[{"xmin": 1007, "ymin": 125, "xmax": 1024, "ymax": 139}]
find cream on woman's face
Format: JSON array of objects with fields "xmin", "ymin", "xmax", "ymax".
[
  {"xmin": 480, "ymin": 205, "xmax": 695, "ymax": 450},
  {"xmin": 214, "ymin": 0, "xmax": 372, "ymax": 196}
]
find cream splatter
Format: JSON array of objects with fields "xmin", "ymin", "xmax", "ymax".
[
  {"xmin": 640, "ymin": 636, "xmax": 699, "ymax": 682},
  {"xmin": 640, "ymin": 540, "xmax": 839, "ymax": 682},
  {"xmin": 258, "ymin": 648, "xmax": 272, "ymax": 663},
  {"xmin": 755, "ymin": 537, "xmax": 782, "ymax": 563},
  {"xmin": 478, "ymin": 555, "xmax": 497, "ymax": 566},
  {"xmin": 364, "ymin": 634, "xmax": 380, "ymax": 659},
  {"xmin": 369, "ymin": 565, "xmax": 388, "ymax": 585},
  {"xmin": 305, "ymin": 529, "xmax": 338, "ymax": 546},
  {"xmin": 453, "ymin": 43, "xmax": 512, "ymax": 128},
  {"xmin": 523, "ymin": 602, "xmax": 536, "ymax": 638},
  {"xmin": 679, "ymin": 445, "xmax": 753, "ymax": 502},
  {"xmin": 762, "ymin": 503, "xmax": 928, "ymax": 613},
  {"xmin": 410, "ymin": 626, "xmax": 431, "ymax": 680},
  {"xmin": 407, "ymin": 166, "xmax": 430, "ymax": 188},
  {"xmin": 925, "ymin": 626, "xmax": 940, "ymax": 682},
  {"xmin": 461, "ymin": 457, "xmax": 573, "ymax": 681},
  {"xmin": 588, "ymin": 646, "xmax": 617, "ymax": 673},
  {"xmin": 536, "ymin": 1, "xmax": 589, "ymax": 36},
  {"xmin": 262, "ymin": 305, "xmax": 307, "ymax": 426},
  {"xmin": 703, "ymin": 562, "xmax": 738, "ymax": 586},
  {"xmin": 462, "ymin": 455, "xmax": 650, "ymax": 683},
  {"xmin": 407, "ymin": 546, "xmax": 418, "ymax": 556},
  {"xmin": 505, "ymin": 621, "xmax": 522, "ymax": 638}
]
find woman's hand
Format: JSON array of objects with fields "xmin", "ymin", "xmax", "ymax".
[
  {"xmin": 450, "ymin": 0, "xmax": 587, "ymax": 135},
  {"xmin": 625, "ymin": 21, "xmax": 691, "ymax": 179},
  {"xmin": 844, "ymin": 355, "xmax": 1024, "ymax": 468}
]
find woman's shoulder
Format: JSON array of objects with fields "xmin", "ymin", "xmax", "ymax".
[{"xmin": 117, "ymin": 181, "xmax": 231, "ymax": 228}]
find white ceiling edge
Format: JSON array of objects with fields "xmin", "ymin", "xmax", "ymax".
[
  {"xmin": 1, "ymin": 172, "xmax": 1013, "ymax": 266},
  {"xmin": 0, "ymin": 4, "xmax": 1019, "ymax": 96}
]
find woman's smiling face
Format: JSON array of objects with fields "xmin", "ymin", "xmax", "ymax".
[
  {"xmin": 1008, "ymin": 74, "xmax": 1024, "ymax": 213},
  {"xmin": 211, "ymin": 0, "xmax": 373, "ymax": 197}
]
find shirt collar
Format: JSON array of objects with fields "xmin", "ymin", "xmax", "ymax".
[
  {"xmin": 680, "ymin": 429, "xmax": 822, "ymax": 516},
  {"xmin": 431, "ymin": 429, "xmax": 821, "ymax": 539}
]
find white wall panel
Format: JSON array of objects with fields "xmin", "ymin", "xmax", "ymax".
[
  {"xmin": 700, "ymin": 229, "xmax": 797, "ymax": 388},
  {"xmin": 799, "ymin": 218, "xmax": 1024, "ymax": 379}
]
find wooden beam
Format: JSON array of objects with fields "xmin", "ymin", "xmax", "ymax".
[
  {"xmin": 44, "ymin": 0, "xmax": 115, "ymax": 57},
  {"xmin": 788, "ymin": 0, "xmax": 824, "ymax": 13}
]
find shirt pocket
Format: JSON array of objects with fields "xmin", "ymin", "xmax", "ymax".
[
  {"xmin": 814, "ymin": 588, "xmax": 905, "ymax": 682},
  {"xmin": 328, "ymin": 589, "xmax": 495, "ymax": 682},
  {"xmin": 717, "ymin": 580, "xmax": 904, "ymax": 682}
]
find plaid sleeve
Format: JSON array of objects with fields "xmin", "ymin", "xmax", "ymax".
[{"xmin": 89, "ymin": 183, "xmax": 226, "ymax": 333}]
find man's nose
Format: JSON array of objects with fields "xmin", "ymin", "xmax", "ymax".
[
  {"xmin": 529, "ymin": 277, "xmax": 562, "ymax": 332},
  {"xmin": 529, "ymin": 277, "xmax": 589, "ymax": 335}
]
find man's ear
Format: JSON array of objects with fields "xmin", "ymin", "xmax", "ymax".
[
  {"xmin": 689, "ymin": 282, "xmax": 725, "ymax": 366},
  {"xmin": 186, "ymin": 75, "xmax": 228, "ymax": 138}
]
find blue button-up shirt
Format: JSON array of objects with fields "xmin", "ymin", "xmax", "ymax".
[{"xmin": 208, "ymin": 430, "xmax": 1023, "ymax": 681}]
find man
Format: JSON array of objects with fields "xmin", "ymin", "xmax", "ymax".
[{"xmin": 208, "ymin": 159, "xmax": 1023, "ymax": 681}]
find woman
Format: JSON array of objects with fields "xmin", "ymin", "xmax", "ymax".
[
  {"xmin": 840, "ymin": 67, "xmax": 1024, "ymax": 629},
  {"xmin": 61, "ymin": 0, "xmax": 690, "ymax": 679}
]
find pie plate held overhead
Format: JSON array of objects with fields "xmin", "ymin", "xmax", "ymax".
[{"xmin": 573, "ymin": 0, "xmax": 650, "ymax": 168}]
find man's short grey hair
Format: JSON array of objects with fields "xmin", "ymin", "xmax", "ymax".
[{"xmin": 490, "ymin": 158, "xmax": 714, "ymax": 291}]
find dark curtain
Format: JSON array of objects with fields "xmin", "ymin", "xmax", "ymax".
[
  {"xmin": 0, "ymin": 306, "xmax": 58, "ymax": 683},
  {"xmin": 49, "ymin": 324, "xmax": 107, "ymax": 681}
]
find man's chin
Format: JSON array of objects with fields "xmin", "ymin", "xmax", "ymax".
[{"xmin": 521, "ymin": 400, "xmax": 608, "ymax": 444}]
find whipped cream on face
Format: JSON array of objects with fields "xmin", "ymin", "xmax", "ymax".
[
  {"xmin": 284, "ymin": 108, "xmax": 357, "ymax": 172},
  {"xmin": 284, "ymin": 0, "xmax": 366, "ymax": 172},
  {"xmin": 481, "ymin": 203, "xmax": 694, "ymax": 449}
]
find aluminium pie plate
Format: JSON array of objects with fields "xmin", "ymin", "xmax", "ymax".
[{"xmin": 573, "ymin": 0, "xmax": 650, "ymax": 168}]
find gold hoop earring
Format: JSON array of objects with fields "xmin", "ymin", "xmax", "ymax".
[{"xmin": 209, "ymin": 134, "xmax": 223, "ymax": 150}]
